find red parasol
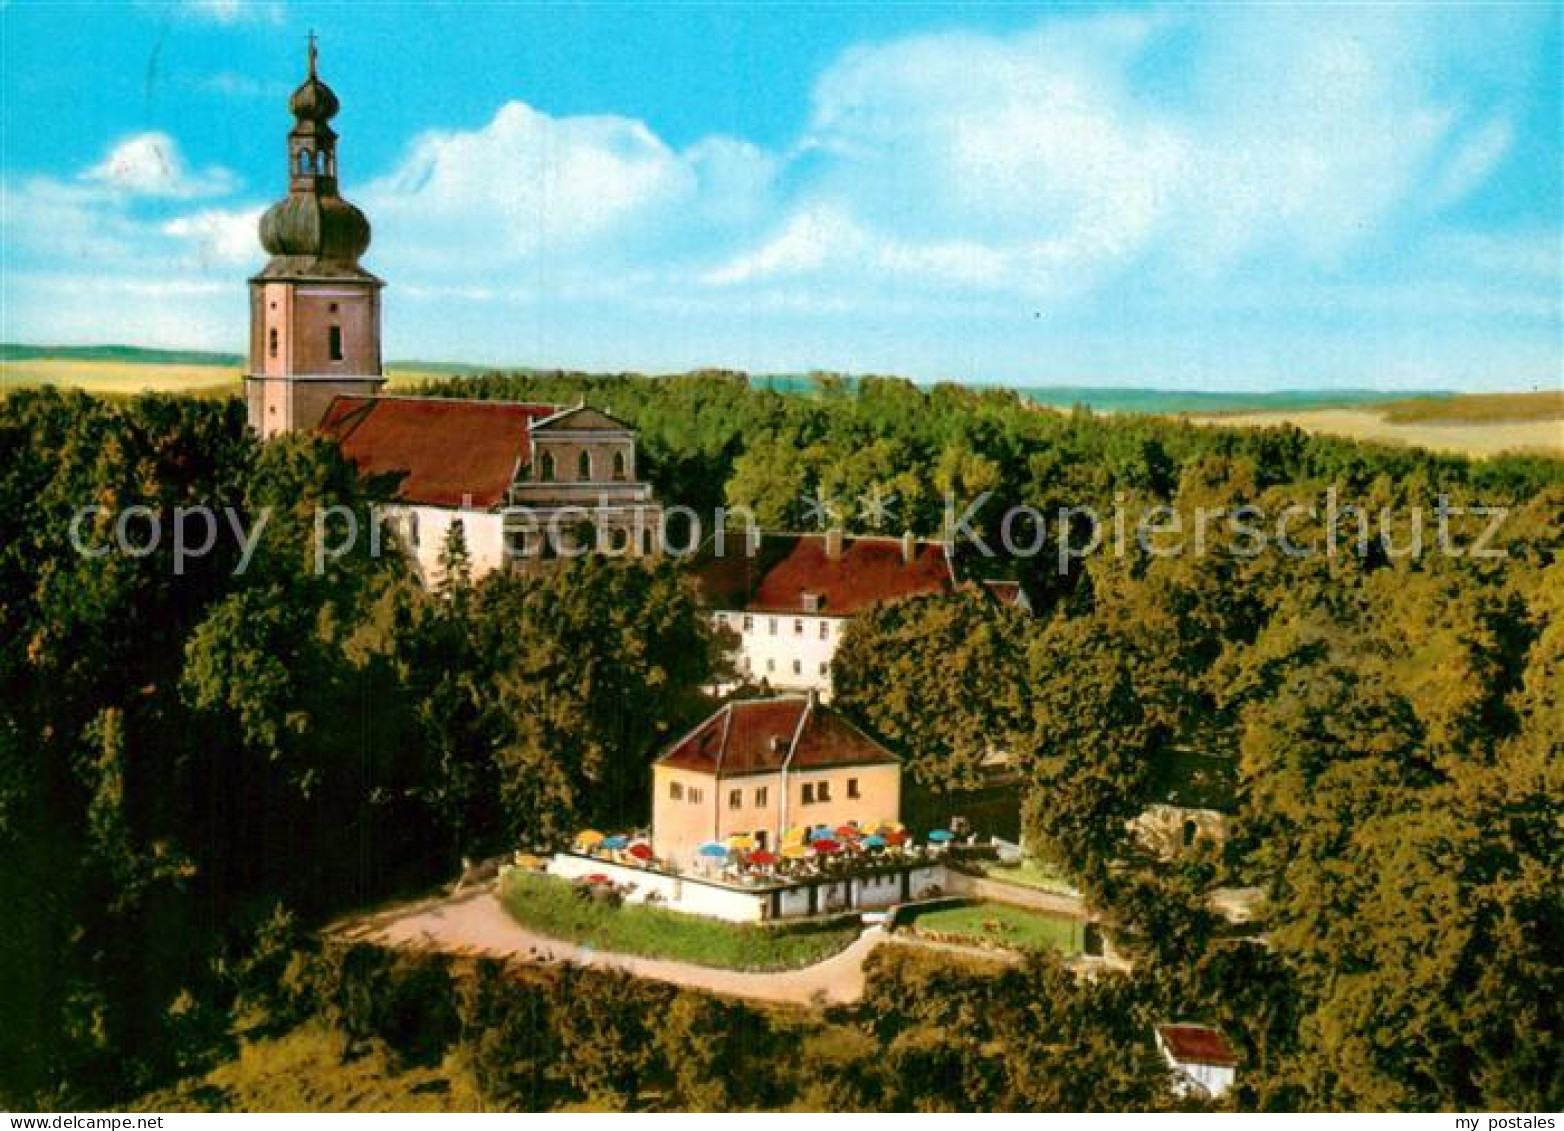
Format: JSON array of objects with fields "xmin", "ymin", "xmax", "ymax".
[
  {"xmin": 747, "ymin": 850, "xmax": 780, "ymax": 866},
  {"xmin": 813, "ymin": 838, "xmax": 842, "ymax": 854},
  {"xmin": 626, "ymin": 843, "xmax": 654, "ymax": 861}
]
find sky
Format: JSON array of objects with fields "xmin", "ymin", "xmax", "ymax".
[{"xmin": 1, "ymin": 1, "xmax": 1559, "ymax": 392}]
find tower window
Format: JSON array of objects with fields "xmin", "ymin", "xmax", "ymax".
[
  {"xmin": 540, "ymin": 451, "xmax": 555, "ymax": 482},
  {"xmin": 268, "ymin": 328, "xmax": 278, "ymax": 359},
  {"xmin": 329, "ymin": 303, "xmax": 339, "ymax": 313},
  {"xmin": 328, "ymin": 325, "xmax": 343, "ymax": 361},
  {"xmin": 577, "ymin": 451, "xmax": 592, "ymax": 481},
  {"xmin": 297, "ymin": 150, "xmax": 312, "ymax": 174},
  {"xmin": 612, "ymin": 451, "xmax": 628, "ymax": 481}
]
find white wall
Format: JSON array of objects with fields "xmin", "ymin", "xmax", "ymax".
[
  {"xmin": 396, "ymin": 505, "xmax": 507, "ymax": 586},
  {"xmin": 713, "ymin": 610, "xmax": 842, "ymax": 697},
  {"xmin": 545, "ymin": 853, "xmax": 956, "ymax": 924}
]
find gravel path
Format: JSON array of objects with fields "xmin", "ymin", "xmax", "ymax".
[{"xmin": 329, "ymin": 886, "xmax": 884, "ymax": 1006}]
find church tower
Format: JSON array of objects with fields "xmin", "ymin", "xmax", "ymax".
[{"xmin": 246, "ymin": 37, "xmax": 385, "ymax": 438}]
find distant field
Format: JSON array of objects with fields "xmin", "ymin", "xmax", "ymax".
[
  {"xmin": 0, "ymin": 357, "xmax": 468, "ymax": 397},
  {"xmin": 1189, "ymin": 399, "xmax": 1563, "ymax": 459},
  {"xmin": 1375, "ymin": 389, "xmax": 1564, "ymax": 424}
]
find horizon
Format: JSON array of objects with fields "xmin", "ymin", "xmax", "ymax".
[{"xmin": 1, "ymin": 2, "xmax": 1560, "ymax": 393}]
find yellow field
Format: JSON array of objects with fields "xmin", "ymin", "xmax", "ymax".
[
  {"xmin": 0, "ymin": 357, "xmax": 242, "ymax": 396},
  {"xmin": 0, "ymin": 358, "xmax": 461, "ymax": 398},
  {"xmin": 1188, "ymin": 405, "xmax": 1563, "ymax": 459}
]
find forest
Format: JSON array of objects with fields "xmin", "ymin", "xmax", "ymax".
[{"xmin": 0, "ymin": 372, "xmax": 1558, "ymax": 1110}]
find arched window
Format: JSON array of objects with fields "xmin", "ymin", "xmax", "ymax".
[
  {"xmin": 297, "ymin": 149, "xmax": 313, "ymax": 174},
  {"xmin": 612, "ymin": 451, "xmax": 628, "ymax": 482},
  {"xmin": 539, "ymin": 451, "xmax": 555, "ymax": 482},
  {"xmin": 577, "ymin": 450, "xmax": 592, "ymax": 481}
]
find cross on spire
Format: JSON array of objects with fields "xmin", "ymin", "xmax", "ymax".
[{"xmin": 306, "ymin": 30, "xmax": 318, "ymax": 77}]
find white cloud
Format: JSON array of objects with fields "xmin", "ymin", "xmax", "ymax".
[
  {"xmin": 170, "ymin": 0, "xmax": 285, "ymax": 25},
  {"xmin": 161, "ymin": 207, "xmax": 264, "ymax": 268},
  {"xmin": 366, "ymin": 103, "xmax": 703, "ymax": 269},
  {"xmin": 82, "ymin": 133, "xmax": 237, "ymax": 199},
  {"xmin": 1428, "ymin": 117, "xmax": 1515, "ymax": 210}
]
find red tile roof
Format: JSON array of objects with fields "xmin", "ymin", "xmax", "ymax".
[
  {"xmin": 692, "ymin": 533, "xmax": 955, "ymax": 616},
  {"xmin": 319, "ymin": 396, "xmax": 557, "ymax": 508},
  {"xmin": 658, "ymin": 697, "xmax": 899, "ymax": 776},
  {"xmin": 982, "ymin": 579, "xmax": 1025, "ymax": 607},
  {"xmin": 1156, "ymin": 1024, "xmax": 1238, "ymax": 1067}
]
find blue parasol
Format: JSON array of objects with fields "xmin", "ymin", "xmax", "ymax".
[
  {"xmin": 600, "ymin": 835, "xmax": 629, "ymax": 850},
  {"xmin": 928, "ymin": 829, "xmax": 955, "ymax": 843},
  {"xmin": 697, "ymin": 842, "xmax": 730, "ymax": 858}
]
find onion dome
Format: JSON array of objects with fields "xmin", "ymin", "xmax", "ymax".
[
  {"xmin": 288, "ymin": 33, "xmax": 339, "ymax": 122},
  {"xmin": 259, "ymin": 192, "xmax": 371, "ymax": 262}
]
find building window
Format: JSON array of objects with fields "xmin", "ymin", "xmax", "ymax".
[
  {"xmin": 768, "ymin": 618, "xmax": 778, "ymax": 636},
  {"xmin": 794, "ymin": 618, "xmax": 804, "ymax": 636},
  {"xmin": 819, "ymin": 662, "xmax": 828, "ymax": 677},
  {"xmin": 268, "ymin": 327, "xmax": 278, "ymax": 358},
  {"xmin": 792, "ymin": 659, "xmax": 802, "ymax": 675},
  {"xmin": 540, "ymin": 451, "xmax": 555, "ymax": 481},
  {"xmin": 729, "ymin": 789, "xmax": 742, "ymax": 810},
  {"xmin": 328, "ymin": 325, "xmax": 343, "ymax": 361},
  {"xmin": 766, "ymin": 658, "xmax": 775, "ymax": 673},
  {"xmin": 670, "ymin": 781, "xmax": 683, "ymax": 801},
  {"xmin": 848, "ymin": 778, "xmax": 860, "ymax": 800},
  {"xmin": 406, "ymin": 511, "xmax": 419, "ymax": 548},
  {"xmin": 819, "ymin": 621, "xmax": 830, "ymax": 639},
  {"xmin": 742, "ymin": 615, "xmax": 753, "ymax": 631},
  {"xmin": 613, "ymin": 451, "xmax": 628, "ymax": 481},
  {"xmin": 818, "ymin": 781, "xmax": 832, "ymax": 802},
  {"xmin": 328, "ymin": 302, "xmax": 339, "ymax": 313},
  {"xmin": 755, "ymin": 786, "xmax": 768, "ymax": 807},
  {"xmin": 802, "ymin": 783, "xmax": 815, "ymax": 805},
  {"xmin": 577, "ymin": 450, "xmax": 592, "ymax": 481},
  {"xmin": 689, "ymin": 787, "xmax": 703, "ymax": 804}
]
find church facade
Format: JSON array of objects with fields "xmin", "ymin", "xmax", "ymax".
[{"xmin": 246, "ymin": 43, "xmax": 660, "ymax": 583}]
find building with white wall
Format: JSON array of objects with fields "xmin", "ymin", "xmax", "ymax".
[
  {"xmin": 651, "ymin": 694, "xmax": 902, "ymax": 868},
  {"xmin": 692, "ymin": 530, "xmax": 959, "ymax": 698},
  {"xmin": 1154, "ymin": 1023, "xmax": 1238, "ymax": 1099}
]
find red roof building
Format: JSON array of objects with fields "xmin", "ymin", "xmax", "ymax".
[
  {"xmin": 691, "ymin": 530, "xmax": 958, "ymax": 698},
  {"xmin": 652, "ymin": 695, "xmax": 901, "ymax": 864},
  {"xmin": 1154, "ymin": 1023, "xmax": 1239, "ymax": 1099},
  {"xmin": 319, "ymin": 395, "xmax": 557, "ymax": 508}
]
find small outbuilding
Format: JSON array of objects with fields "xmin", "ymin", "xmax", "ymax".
[{"xmin": 1154, "ymin": 1022, "xmax": 1238, "ymax": 1099}]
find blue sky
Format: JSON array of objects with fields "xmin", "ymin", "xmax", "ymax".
[{"xmin": 2, "ymin": 1, "xmax": 1559, "ymax": 391}]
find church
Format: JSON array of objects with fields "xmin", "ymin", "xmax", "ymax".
[{"xmin": 244, "ymin": 42, "xmax": 661, "ymax": 582}]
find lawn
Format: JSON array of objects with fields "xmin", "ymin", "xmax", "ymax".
[
  {"xmin": 981, "ymin": 857, "xmax": 1079, "ymax": 895},
  {"xmin": 499, "ymin": 871, "xmax": 861, "ymax": 972},
  {"xmin": 902, "ymin": 900, "xmax": 1084, "ymax": 956}
]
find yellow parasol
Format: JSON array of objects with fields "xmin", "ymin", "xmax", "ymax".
[
  {"xmin": 727, "ymin": 833, "xmax": 755, "ymax": 851},
  {"xmin": 781, "ymin": 843, "xmax": 815, "ymax": 859},
  {"xmin": 782, "ymin": 825, "xmax": 808, "ymax": 846},
  {"xmin": 575, "ymin": 830, "xmax": 605, "ymax": 848}
]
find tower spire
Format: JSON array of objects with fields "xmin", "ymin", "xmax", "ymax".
[{"xmin": 307, "ymin": 30, "xmax": 318, "ymax": 78}]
